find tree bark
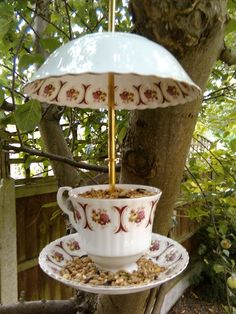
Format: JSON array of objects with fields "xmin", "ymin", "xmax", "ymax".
[
  {"xmin": 39, "ymin": 105, "xmax": 81, "ymax": 187},
  {"xmin": 96, "ymin": 1, "xmax": 227, "ymax": 313}
]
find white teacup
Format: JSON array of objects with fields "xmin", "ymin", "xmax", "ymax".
[{"xmin": 57, "ymin": 184, "xmax": 162, "ymax": 272}]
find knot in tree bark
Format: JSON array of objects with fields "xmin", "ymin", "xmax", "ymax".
[
  {"xmin": 130, "ymin": 0, "xmax": 225, "ymax": 57},
  {"xmin": 123, "ymin": 148, "xmax": 157, "ymax": 178}
]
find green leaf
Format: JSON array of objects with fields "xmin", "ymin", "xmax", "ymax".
[
  {"xmin": 223, "ymin": 249, "xmax": 230, "ymax": 257},
  {"xmin": 198, "ymin": 244, "xmax": 207, "ymax": 255},
  {"xmin": 218, "ymin": 222, "xmax": 228, "ymax": 235},
  {"xmin": 0, "ymin": 3, "xmax": 13, "ymax": 38},
  {"xmin": 227, "ymin": 0, "xmax": 236, "ymax": 11},
  {"xmin": 14, "ymin": 100, "xmax": 42, "ymax": 132},
  {"xmin": 117, "ymin": 126, "xmax": 127, "ymax": 144},
  {"xmin": 229, "ymin": 138, "xmax": 236, "ymax": 152},
  {"xmin": 24, "ymin": 155, "xmax": 32, "ymax": 170},
  {"xmin": 19, "ymin": 54, "xmax": 45, "ymax": 72},
  {"xmin": 225, "ymin": 18, "xmax": 236, "ymax": 34},
  {"xmin": 0, "ymin": 89, "xmax": 4, "ymax": 104},
  {"xmin": 42, "ymin": 202, "xmax": 57, "ymax": 208},
  {"xmin": 0, "ymin": 111, "xmax": 6, "ymax": 126},
  {"xmin": 40, "ymin": 38, "xmax": 61, "ymax": 53},
  {"xmin": 0, "ymin": 112, "xmax": 15, "ymax": 126},
  {"xmin": 50, "ymin": 209, "xmax": 61, "ymax": 221},
  {"xmin": 213, "ymin": 264, "xmax": 225, "ymax": 273}
]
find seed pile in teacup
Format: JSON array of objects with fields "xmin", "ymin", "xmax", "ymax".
[
  {"xmin": 60, "ymin": 256, "xmax": 165, "ymax": 286},
  {"xmin": 78, "ymin": 188, "xmax": 155, "ymax": 199}
]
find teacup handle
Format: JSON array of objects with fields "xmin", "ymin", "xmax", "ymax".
[{"xmin": 57, "ymin": 186, "xmax": 78, "ymax": 231}]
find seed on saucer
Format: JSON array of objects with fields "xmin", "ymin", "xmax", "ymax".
[{"xmin": 60, "ymin": 256, "xmax": 165, "ymax": 287}]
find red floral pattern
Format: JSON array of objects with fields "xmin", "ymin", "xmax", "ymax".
[
  {"xmin": 66, "ymin": 88, "xmax": 80, "ymax": 101},
  {"xmin": 150, "ymin": 240, "xmax": 160, "ymax": 251},
  {"xmin": 165, "ymin": 251, "xmax": 177, "ymax": 262},
  {"xmin": 43, "ymin": 84, "xmax": 55, "ymax": 97},
  {"xmin": 25, "ymin": 75, "xmax": 200, "ymax": 109},
  {"xmin": 120, "ymin": 91, "xmax": 134, "ymax": 103},
  {"xmin": 166, "ymin": 85, "xmax": 180, "ymax": 98},
  {"xmin": 129, "ymin": 209, "xmax": 145, "ymax": 223},
  {"xmin": 92, "ymin": 90, "xmax": 107, "ymax": 102},
  {"xmin": 77, "ymin": 203, "xmax": 153, "ymax": 233},
  {"xmin": 66, "ymin": 240, "xmax": 80, "ymax": 251},
  {"xmin": 52, "ymin": 251, "xmax": 64, "ymax": 262},
  {"xmin": 144, "ymin": 89, "xmax": 158, "ymax": 101},
  {"xmin": 91, "ymin": 209, "xmax": 111, "ymax": 225}
]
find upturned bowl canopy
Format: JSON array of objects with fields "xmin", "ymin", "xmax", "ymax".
[{"xmin": 24, "ymin": 32, "xmax": 201, "ymax": 110}]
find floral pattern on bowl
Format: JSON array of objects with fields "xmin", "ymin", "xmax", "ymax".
[
  {"xmin": 24, "ymin": 74, "xmax": 200, "ymax": 110},
  {"xmin": 39, "ymin": 233, "xmax": 189, "ymax": 295}
]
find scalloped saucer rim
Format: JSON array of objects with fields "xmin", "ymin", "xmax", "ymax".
[{"xmin": 39, "ymin": 233, "xmax": 189, "ymax": 295}]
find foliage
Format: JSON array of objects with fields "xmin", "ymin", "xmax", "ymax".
[
  {"xmin": 0, "ymin": 0, "xmax": 131, "ymax": 178},
  {"xmin": 181, "ymin": 21, "xmax": 236, "ymax": 311},
  {"xmin": 178, "ymin": 3, "xmax": 236, "ymax": 310}
]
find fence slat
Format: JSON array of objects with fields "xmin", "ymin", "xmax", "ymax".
[{"xmin": 0, "ymin": 178, "xmax": 18, "ymax": 304}]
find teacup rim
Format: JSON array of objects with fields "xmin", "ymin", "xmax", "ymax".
[{"xmin": 68, "ymin": 183, "xmax": 162, "ymax": 200}]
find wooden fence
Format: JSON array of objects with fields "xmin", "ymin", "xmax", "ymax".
[{"xmin": 16, "ymin": 177, "xmax": 73, "ymax": 301}]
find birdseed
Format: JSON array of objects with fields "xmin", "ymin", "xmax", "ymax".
[
  {"xmin": 60, "ymin": 256, "xmax": 165, "ymax": 286},
  {"xmin": 78, "ymin": 188, "xmax": 156, "ymax": 199}
]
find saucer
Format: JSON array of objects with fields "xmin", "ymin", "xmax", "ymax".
[{"xmin": 39, "ymin": 233, "xmax": 189, "ymax": 295}]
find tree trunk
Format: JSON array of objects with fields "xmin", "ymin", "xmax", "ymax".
[
  {"xmin": 39, "ymin": 105, "xmax": 81, "ymax": 187},
  {"xmin": 96, "ymin": 1, "xmax": 227, "ymax": 313}
]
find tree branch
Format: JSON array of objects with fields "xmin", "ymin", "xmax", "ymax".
[
  {"xmin": 0, "ymin": 63, "xmax": 26, "ymax": 82},
  {"xmin": 0, "ymin": 300, "xmax": 77, "ymax": 314},
  {"xmin": 3, "ymin": 143, "xmax": 121, "ymax": 173},
  {"xmin": 203, "ymin": 83, "xmax": 235, "ymax": 99},
  {"xmin": 63, "ymin": 0, "xmax": 73, "ymax": 39},
  {"xmin": 193, "ymin": 135, "xmax": 236, "ymax": 183},
  {"xmin": 184, "ymin": 165, "xmax": 208, "ymax": 204},
  {"xmin": 17, "ymin": 11, "xmax": 40, "ymax": 39},
  {"xmin": 1, "ymin": 84, "xmax": 26, "ymax": 99},
  {"xmin": 219, "ymin": 45, "xmax": 236, "ymax": 66},
  {"xmin": 27, "ymin": 6, "xmax": 71, "ymax": 39},
  {"xmin": 11, "ymin": 10, "xmax": 38, "ymax": 110},
  {"xmin": 190, "ymin": 144, "xmax": 219, "ymax": 175}
]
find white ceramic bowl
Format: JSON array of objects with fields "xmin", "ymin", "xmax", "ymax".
[
  {"xmin": 57, "ymin": 184, "xmax": 162, "ymax": 272},
  {"xmin": 24, "ymin": 32, "xmax": 201, "ymax": 109}
]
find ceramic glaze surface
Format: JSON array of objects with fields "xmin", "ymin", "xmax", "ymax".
[
  {"xmin": 24, "ymin": 32, "xmax": 201, "ymax": 109},
  {"xmin": 57, "ymin": 184, "xmax": 162, "ymax": 265},
  {"xmin": 39, "ymin": 233, "xmax": 189, "ymax": 294}
]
